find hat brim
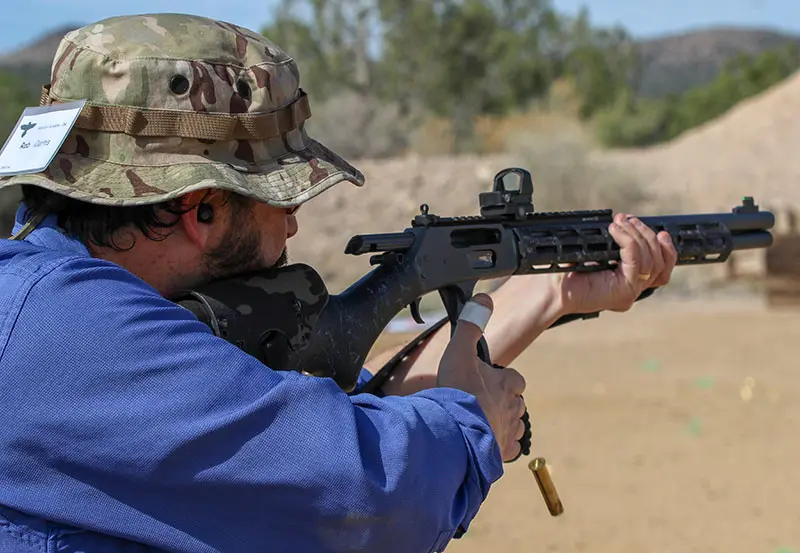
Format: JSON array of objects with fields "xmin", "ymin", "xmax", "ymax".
[{"xmin": 0, "ymin": 137, "xmax": 365, "ymax": 208}]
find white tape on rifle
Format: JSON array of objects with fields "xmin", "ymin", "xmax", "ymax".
[{"xmin": 458, "ymin": 301, "xmax": 492, "ymax": 333}]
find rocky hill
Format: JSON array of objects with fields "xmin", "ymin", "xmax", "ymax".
[
  {"xmin": 633, "ymin": 26, "xmax": 800, "ymax": 97},
  {"xmin": 0, "ymin": 25, "xmax": 79, "ymax": 91}
]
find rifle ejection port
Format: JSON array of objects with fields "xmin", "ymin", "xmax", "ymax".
[{"xmin": 468, "ymin": 250, "xmax": 496, "ymax": 269}]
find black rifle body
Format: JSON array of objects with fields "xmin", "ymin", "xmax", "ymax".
[{"xmin": 178, "ymin": 168, "xmax": 775, "ymax": 394}]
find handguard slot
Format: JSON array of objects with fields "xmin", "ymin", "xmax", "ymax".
[{"xmin": 514, "ymin": 220, "xmax": 738, "ymax": 275}]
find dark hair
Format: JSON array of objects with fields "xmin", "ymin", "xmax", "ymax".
[{"xmin": 20, "ymin": 185, "xmax": 250, "ymax": 251}]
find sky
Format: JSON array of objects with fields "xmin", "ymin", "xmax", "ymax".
[{"xmin": 0, "ymin": 0, "xmax": 798, "ymax": 53}]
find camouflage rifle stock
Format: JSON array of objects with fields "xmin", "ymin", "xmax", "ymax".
[{"xmin": 177, "ymin": 167, "xmax": 775, "ymax": 393}]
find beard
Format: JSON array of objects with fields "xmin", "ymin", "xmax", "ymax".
[{"xmin": 202, "ymin": 219, "xmax": 288, "ymax": 282}]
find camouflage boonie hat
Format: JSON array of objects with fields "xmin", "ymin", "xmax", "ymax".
[{"xmin": 0, "ymin": 13, "xmax": 365, "ymax": 207}]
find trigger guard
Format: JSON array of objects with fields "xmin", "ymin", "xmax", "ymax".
[{"xmin": 409, "ymin": 299, "xmax": 425, "ymax": 324}]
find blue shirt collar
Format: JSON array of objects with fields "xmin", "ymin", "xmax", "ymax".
[{"xmin": 11, "ymin": 202, "xmax": 91, "ymax": 258}]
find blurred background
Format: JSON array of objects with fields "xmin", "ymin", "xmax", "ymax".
[{"xmin": 1, "ymin": 1, "xmax": 800, "ymax": 551}]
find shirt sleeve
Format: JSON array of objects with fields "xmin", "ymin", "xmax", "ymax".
[
  {"xmin": 354, "ymin": 366, "xmax": 384, "ymax": 396},
  {"xmin": 0, "ymin": 255, "xmax": 504, "ymax": 553}
]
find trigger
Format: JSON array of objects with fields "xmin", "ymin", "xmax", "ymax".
[{"xmin": 409, "ymin": 298, "xmax": 425, "ymax": 324}]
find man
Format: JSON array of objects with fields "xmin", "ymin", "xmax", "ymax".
[{"xmin": 0, "ymin": 13, "xmax": 677, "ymax": 553}]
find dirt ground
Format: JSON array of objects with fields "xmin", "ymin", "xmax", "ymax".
[{"xmin": 383, "ymin": 294, "xmax": 800, "ymax": 553}]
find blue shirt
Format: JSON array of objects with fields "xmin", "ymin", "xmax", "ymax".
[{"xmin": 0, "ymin": 205, "xmax": 503, "ymax": 553}]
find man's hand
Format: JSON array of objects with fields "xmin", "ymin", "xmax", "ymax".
[
  {"xmin": 436, "ymin": 294, "xmax": 528, "ymax": 462},
  {"xmin": 559, "ymin": 213, "xmax": 678, "ymax": 314}
]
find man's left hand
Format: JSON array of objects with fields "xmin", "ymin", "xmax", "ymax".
[{"xmin": 557, "ymin": 213, "xmax": 678, "ymax": 315}]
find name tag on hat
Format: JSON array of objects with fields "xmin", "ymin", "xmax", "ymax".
[{"xmin": 0, "ymin": 99, "xmax": 86, "ymax": 176}]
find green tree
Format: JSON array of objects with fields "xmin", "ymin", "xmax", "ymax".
[
  {"xmin": 594, "ymin": 43, "xmax": 800, "ymax": 148},
  {"xmin": 0, "ymin": 70, "xmax": 37, "ymax": 236},
  {"xmin": 560, "ymin": 6, "xmax": 639, "ymax": 119},
  {"xmin": 263, "ymin": 0, "xmax": 566, "ymax": 153},
  {"xmin": 376, "ymin": 0, "xmax": 563, "ymax": 152},
  {"xmin": 0, "ymin": 70, "xmax": 38, "ymax": 141},
  {"xmin": 260, "ymin": 0, "xmax": 378, "ymax": 101}
]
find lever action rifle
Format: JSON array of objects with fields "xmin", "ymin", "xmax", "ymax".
[
  {"xmin": 178, "ymin": 167, "xmax": 775, "ymax": 392},
  {"xmin": 175, "ymin": 167, "xmax": 774, "ymax": 518}
]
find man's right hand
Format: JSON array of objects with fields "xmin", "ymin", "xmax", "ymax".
[{"xmin": 437, "ymin": 294, "xmax": 529, "ymax": 462}]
